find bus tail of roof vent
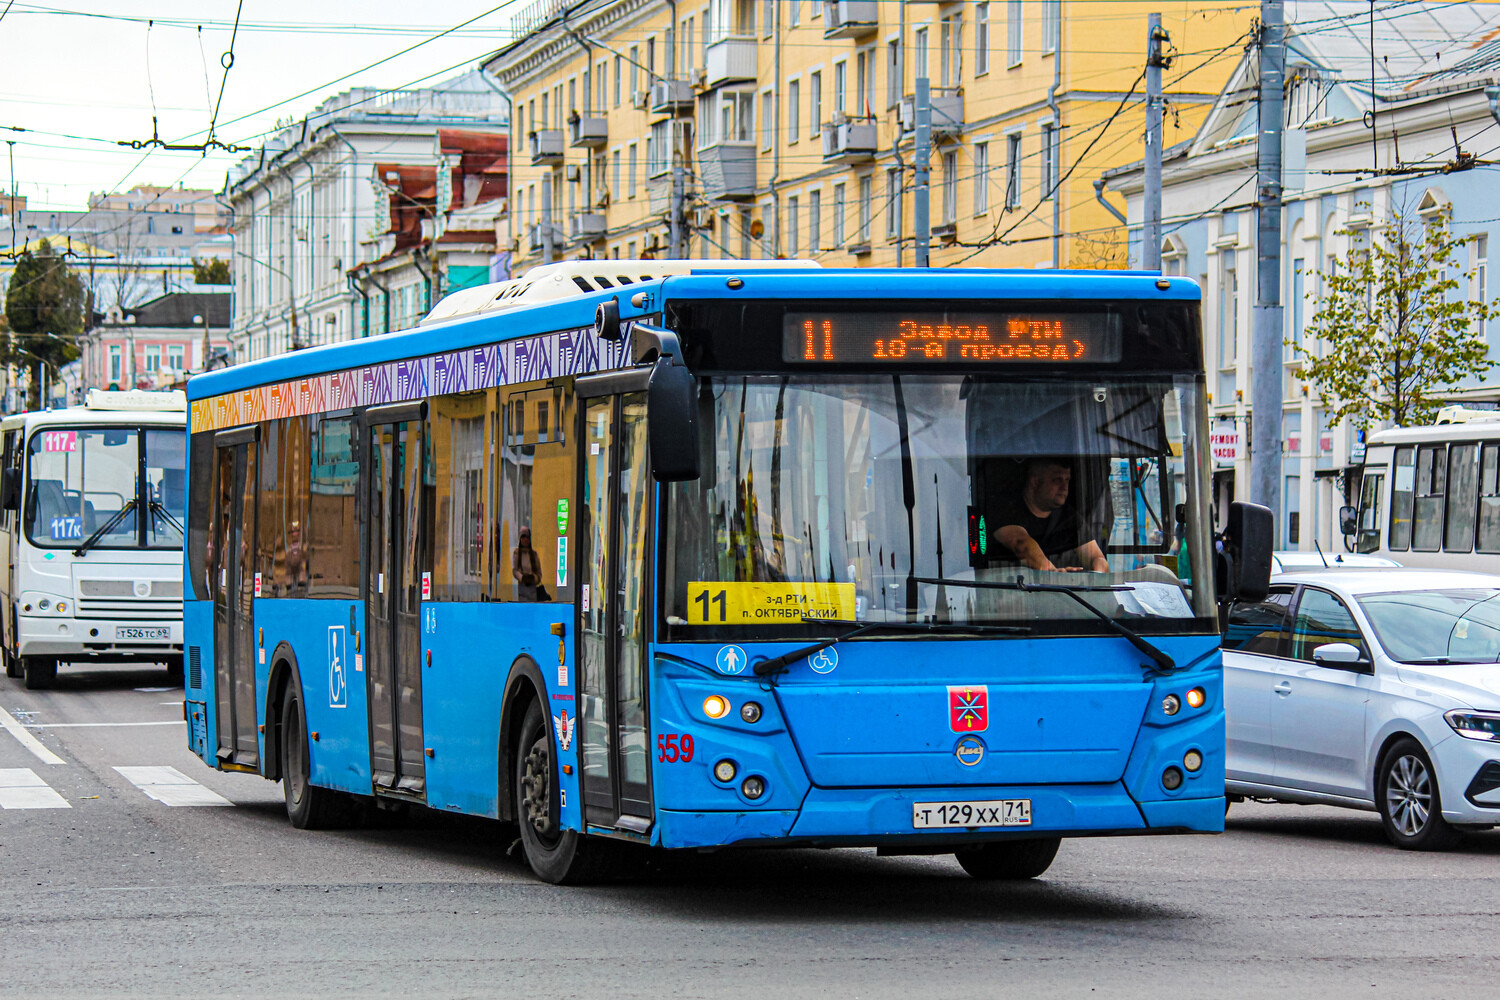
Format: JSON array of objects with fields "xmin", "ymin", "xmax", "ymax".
[
  {"xmin": 420, "ymin": 258, "xmax": 822, "ymax": 327},
  {"xmin": 85, "ymin": 388, "xmax": 187, "ymax": 412}
]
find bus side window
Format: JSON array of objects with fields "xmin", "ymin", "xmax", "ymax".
[
  {"xmin": 1388, "ymin": 446, "xmax": 1415, "ymax": 551},
  {"xmin": 1356, "ymin": 472, "xmax": 1383, "ymax": 555},
  {"xmin": 1479, "ymin": 443, "xmax": 1500, "ymax": 554},
  {"xmin": 1222, "ymin": 588, "xmax": 1294, "ymax": 656},
  {"xmin": 1411, "ymin": 444, "xmax": 1446, "ymax": 552},
  {"xmin": 1445, "ymin": 443, "xmax": 1479, "ymax": 554},
  {"xmin": 0, "ymin": 430, "xmax": 13, "ymax": 531}
]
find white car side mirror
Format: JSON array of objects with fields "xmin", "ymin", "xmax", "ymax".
[{"xmin": 1313, "ymin": 642, "xmax": 1368, "ymax": 668}]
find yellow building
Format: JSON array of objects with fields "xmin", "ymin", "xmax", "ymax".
[{"xmin": 484, "ymin": 0, "xmax": 1253, "ymax": 271}]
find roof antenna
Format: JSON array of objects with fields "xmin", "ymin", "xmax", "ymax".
[{"xmin": 1313, "ymin": 537, "xmax": 1330, "ymax": 568}]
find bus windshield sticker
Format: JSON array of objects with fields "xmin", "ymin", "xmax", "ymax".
[
  {"xmin": 687, "ymin": 581, "xmax": 856, "ymax": 625},
  {"xmin": 49, "ymin": 516, "xmax": 83, "ymax": 541},
  {"xmin": 42, "ymin": 431, "xmax": 77, "ymax": 452}
]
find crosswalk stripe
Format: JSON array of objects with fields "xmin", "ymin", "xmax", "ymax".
[
  {"xmin": 0, "ymin": 705, "xmax": 66, "ymax": 765},
  {"xmin": 0, "ymin": 768, "xmax": 71, "ymax": 809},
  {"xmin": 113, "ymin": 766, "xmax": 231, "ymax": 807}
]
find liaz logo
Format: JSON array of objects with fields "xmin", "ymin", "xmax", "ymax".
[
  {"xmin": 954, "ymin": 736, "xmax": 986, "ymax": 767},
  {"xmin": 948, "ymin": 685, "xmax": 989, "ymax": 732}
]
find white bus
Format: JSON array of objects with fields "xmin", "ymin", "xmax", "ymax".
[
  {"xmin": 1342, "ymin": 408, "xmax": 1500, "ymax": 569},
  {"xmin": 0, "ymin": 389, "xmax": 187, "ymax": 688}
]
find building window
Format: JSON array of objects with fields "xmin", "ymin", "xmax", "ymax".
[
  {"xmin": 612, "ymin": 151, "xmax": 621, "ymax": 200},
  {"xmin": 885, "ymin": 168, "xmax": 901, "ymax": 239},
  {"xmin": 858, "ymin": 174, "xmax": 872, "ymax": 242},
  {"xmin": 887, "ymin": 39, "xmax": 902, "ymax": 108},
  {"xmin": 974, "ymin": 142, "xmax": 989, "ymax": 214},
  {"xmin": 976, "ymin": 4, "xmax": 990, "ymax": 75},
  {"xmin": 1042, "ymin": 0, "xmax": 1060, "ymax": 54},
  {"xmin": 760, "ymin": 90, "xmax": 773, "ymax": 150},
  {"xmin": 942, "ymin": 152, "xmax": 957, "ymax": 223},
  {"xmin": 168, "ymin": 344, "xmax": 183, "ymax": 372},
  {"xmin": 628, "ymin": 143, "xmax": 638, "ymax": 198},
  {"xmin": 914, "ymin": 26, "xmax": 929, "ymax": 81},
  {"xmin": 856, "ymin": 48, "xmax": 875, "ymax": 117},
  {"xmin": 1041, "ymin": 122, "xmax": 1056, "ymax": 199},
  {"xmin": 1220, "ymin": 252, "xmax": 1239, "ymax": 365},
  {"xmin": 1005, "ymin": 133, "xmax": 1022, "ymax": 208},
  {"xmin": 788, "ymin": 196, "xmax": 800, "ymax": 256},
  {"xmin": 763, "ymin": 0, "xmax": 773, "ymax": 37},
  {"xmin": 810, "ymin": 71, "xmax": 822, "ymax": 133},
  {"xmin": 1289, "ymin": 259, "xmax": 1305, "ymax": 360},
  {"xmin": 834, "ymin": 61, "xmax": 847, "ymax": 115},
  {"xmin": 940, "ymin": 14, "xmax": 962, "ymax": 88},
  {"xmin": 788, "ymin": 78, "xmax": 800, "ymax": 140},
  {"xmin": 650, "ymin": 121, "xmax": 671, "ymax": 176},
  {"xmin": 109, "ymin": 345, "xmax": 122, "ymax": 384},
  {"xmin": 740, "ymin": 208, "xmax": 753, "ymax": 258},
  {"xmin": 833, "ymin": 182, "xmax": 847, "ymax": 245},
  {"xmin": 791, "ymin": 0, "xmax": 800, "ymax": 26},
  {"xmin": 598, "ymin": 61, "xmax": 607, "ymax": 110},
  {"xmin": 1007, "ymin": 0, "xmax": 1022, "ymax": 65},
  {"xmin": 1474, "ymin": 234, "xmax": 1489, "ymax": 338},
  {"xmin": 630, "ymin": 45, "xmax": 640, "ymax": 98},
  {"xmin": 614, "ymin": 55, "xmax": 622, "ymax": 107},
  {"xmin": 809, "ymin": 188, "xmax": 821, "ymax": 250},
  {"xmin": 145, "ymin": 345, "xmax": 161, "ymax": 373}
]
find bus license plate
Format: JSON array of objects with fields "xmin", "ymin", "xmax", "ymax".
[
  {"xmin": 911, "ymin": 799, "xmax": 1032, "ymax": 829},
  {"xmin": 117, "ymin": 626, "xmax": 169, "ymax": 641}
]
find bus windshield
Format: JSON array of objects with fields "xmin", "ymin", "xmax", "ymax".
[
  {"xmin": 25, "ymin": 426, "xmax": 186, "ymax": 550},
  {"xmin": 663, "ymin": 375, "xmax": 1215, "ymax": 640}
]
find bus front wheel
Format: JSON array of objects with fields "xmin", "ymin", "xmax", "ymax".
[
  {"xmin": 4, "ymin": 647, "xmax": 20, "ymax": 679},
  {"xmin": 21, "ymin": 656, "xmax": 56, "ymax": 690},
  {"xmin": 954, "ymin": 837, "xmax": 1061, "ymax": 880},
  {"xmin": 280, "ymin": 684, "xmax": 357, "ymax": 830},
  {"xmin": 515, "ymin": 700, "xmax": 611, "ymax": 885}
]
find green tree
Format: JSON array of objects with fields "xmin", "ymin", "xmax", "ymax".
[
  {"xmin": 3, "ymin": 239, "xmax": 83, "ymax": 408},
  {"xmin": 192, "ymin": 257, "xmax": 231, "ymax": 284},
  {"xmin": 1296, "ymin": 206, "xmax": 1497, "ymax": 428}
]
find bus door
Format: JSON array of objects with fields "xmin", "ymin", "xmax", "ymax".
[
  {"xmin": 575, "ymin": 383, "xmax": 654, "ymax": 831},
  {"xmin": 361, "ymin": 404, "xmax": 429, "ymax": 797},
  {"xmin": 211, "ymin": 427, "xmax": 259, "ymax": 768}
]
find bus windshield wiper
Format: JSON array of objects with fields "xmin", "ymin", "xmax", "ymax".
[
  {"xmin": 753, "ymin": 617, "xmax": 1027, "ymax": 677},
  {"xmin": 149, "ymin": 500, "xmax": 184, "ymax": 536},
  {"xmin": 912, "ymin": 576, "xmax": 1176, "ymax": 675},
  {"xmin": 73, "ymin": 498, "xmax": 137, "ymax": 557}
]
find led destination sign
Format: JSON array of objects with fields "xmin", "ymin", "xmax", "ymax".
[{"xmin": 782, "ymin": 311, "xmax": 1122, "ymax": 365}]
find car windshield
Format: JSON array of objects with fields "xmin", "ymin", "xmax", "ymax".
[
  {"xmin": 1358, "ymin": 589, "xmax": 1500, "ymax": 663},
  {"xmin": 662, "ymin": 374, "xmax": 1217, "ymax": 641},
  {"xmin": 25, "ymin": 426, "xmax": 185, "ymax": 550}
]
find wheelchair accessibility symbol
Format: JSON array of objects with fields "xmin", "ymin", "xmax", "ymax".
[
  {"xmin": 808, "ymin": 646, "xmax": 838, "ymax": 674},
  {"xmin": 328, "ymin": 626, "xmax": 348, "ymax": 709}
]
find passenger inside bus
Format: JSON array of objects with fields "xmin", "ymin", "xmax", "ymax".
[{"xmin": 992, "ymin": 458, "xmax": 1109, "ymax": 572}]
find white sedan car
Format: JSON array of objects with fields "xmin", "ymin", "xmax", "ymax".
[{"xmin": 1223, "ymin": 569, "xmax": 1500, "ymax": 850}]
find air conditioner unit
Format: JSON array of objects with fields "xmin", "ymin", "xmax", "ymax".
[
  {"xmin": 692, "ymin": 67, "xmax": 707, "ymax": 87},
  {"xmin": 691, "ymin": 207, "xmax": 714, "ymax": 230},
  {"xmin": 594, "ymin": 186, "xmax": 611, "ymax": 209},
  {"xmin": 565, "ymin": 164, "xmax": 581, "ymax": 181},
  {"xmin": 632, "ymin": 89, "xmax": 649, "ymax": 110}
]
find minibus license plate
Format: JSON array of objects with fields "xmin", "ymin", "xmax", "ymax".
[
  {"xmin": 911, "ymin": 799, "xmax": 1031, "ymax": 829},
  {"xmin": 117, "ymin": 626, "xmax": 169, "ymax": 641}
]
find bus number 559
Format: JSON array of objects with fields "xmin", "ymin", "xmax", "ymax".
[{"xmin": 656, "ymin": 734, "xmax": 695, "ymax": 762}]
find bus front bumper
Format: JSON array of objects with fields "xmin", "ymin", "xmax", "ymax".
[
  {"xmin": 651, "ymin": 782, "xmax": 1224, "ymax": 850},
  {"xmin": 17, "ymin": 615, "xmax": 182, "ymax": 659}
]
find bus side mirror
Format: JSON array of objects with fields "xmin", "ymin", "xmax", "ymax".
[
  {"xmin": 1338, "ymin": 505, "xmax": 1357, "ymax": 536},
  {"xmin": 1215, "ymin": 501, "xmax": 1273, "ymax": 603},
  {"xmin": 1, "ymin": 467, "xmax": 19, "ymax": 511},
  {"xmin": 648, "ymin": 357, "xmax": 700, "ymax": 482}
]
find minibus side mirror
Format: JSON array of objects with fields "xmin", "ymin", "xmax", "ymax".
[
  {"xmin": 1215, "ymin": 501, "xmax": 1273, "ymax": 603},
  {"xmin": 1338, "ymin": 504, "xmax": 1358, "ymax": 537},
  {"xmin": 1, "ymin": 467, "xmax": 19, "ymax": 511}
]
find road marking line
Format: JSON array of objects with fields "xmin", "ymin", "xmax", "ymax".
[
  {"xmin": 0, "ymin": 768, "xmax": 71, "ymax": 809},
  {"xmin": 0, "ymin": 705, "xmax": 66, "ymax": 765},
  {"xmin": 114, "ymin": 766, "xmax": 231, "ymax": 807},
  {"xmin": 28, "ymin": 721, "xmax": 184, "ymax": 728}
]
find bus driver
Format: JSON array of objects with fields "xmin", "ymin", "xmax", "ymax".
[{"xmin": 994, "ymin": 458, "xmax": 1109, "ymax": 573}]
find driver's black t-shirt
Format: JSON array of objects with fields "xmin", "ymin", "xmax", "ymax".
[{"xmin": 993, "ymin": 500, "xmax": 1090, "ymax": 561}]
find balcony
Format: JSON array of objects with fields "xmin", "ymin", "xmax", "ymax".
[
  {"xmin": 821, "ymin": 116, "xmax": 879, "ymax": 162},
  {"xmin": 704, "ymin": 37, "xmax": 757, "ymax": 89},
  {"xmin": 650, "ymin": 78, "xmax": 694, "ymax": 114},
  {"xmin": 568, "ymin": 115, "xmax": 607, "ymax": 149},
  {"xmin": 698, "ymin": 143, "xmax": 756, "ymax": 201},
  {"xmin": 529, "ymin": 129, "xmax": 564, "ymax": 165},
  {"xmin": 569, "ymin": 212, "xmax": 607, "ymax": 243},
  {"xmin": 648, "ymin": 176, "xmax": 674, "ymax": 215},
  {"xmin": 898, "ymin": 89, "xmax": 965, "ymax": 140},
  {"xmin": 823, "ymin": 0, "xmax": 878, "ymax": 38},
  {"xmin": 527, "ymin": 222, "xmax": 565, "ymax": 252}
]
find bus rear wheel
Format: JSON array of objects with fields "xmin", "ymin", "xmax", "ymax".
[
  {"xmin": 954, "ymin": 837, "xmax": 1061, "ymax": 880},
  {"xmin": 280, "ymin": 684, "xmax": 358, "ymax": 830},
  {"xmin": 21, "ymin": 656, "xmax": 56, "ymax": 690},
  {"xmin": 515, "ymin": 700, "xmax": 611, "ymax": 885}
]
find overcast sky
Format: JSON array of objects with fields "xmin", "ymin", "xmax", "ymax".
[{"xmin": 1, "ymin": 1, "xmax": 523, "ymax": 212}]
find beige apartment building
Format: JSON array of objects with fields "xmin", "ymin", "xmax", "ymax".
[{"xmin": 484, "ymin": 0, "xmax": 1252, "ymax": 272}]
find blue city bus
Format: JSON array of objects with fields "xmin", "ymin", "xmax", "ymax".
[{"xmin": 182, "ymin": 260, "xmax": 1269, "ymax": 883}]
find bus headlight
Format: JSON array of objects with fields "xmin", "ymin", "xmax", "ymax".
[
  {"xmin": 741, "ymin": 776, "xmax": 766, "ymax": 800},
  {"xmin": 1185, "ymin": 688, "xmax": 1206, "ymax": 709},
  {"xmin": 1162, "ymin": 694, "xmax": 1181, "ymax": 716},
  {"xmin": 37, "ymin": 598, "xmax": 49, "ymax": 611},
  {"xmin": 1183, "ymin": 749, "xmax": 1203, "ymax": 772},
  {"xmin": 702, "ymin": 695, "xmax": 730, "ymax": 719},
  {"xmin": 714, "ymin": 759, "xmax": 737, "ymax": 782},
  {"xmin": 740, "ymin": 701, "xmax": 762, "ymax": 723},
  {"xmin": 55, "ymin": 601, "xmax": 66, "ymax": 614}
]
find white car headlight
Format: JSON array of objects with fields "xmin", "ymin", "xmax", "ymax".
[{"xmin": 1444, "ymin": 710, "xmax": 1500, "ymax": 742}]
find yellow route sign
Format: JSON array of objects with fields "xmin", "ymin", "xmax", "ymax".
[{"xmin": 686, "ymin": 581, "xmax": 856, "ymax": 625}]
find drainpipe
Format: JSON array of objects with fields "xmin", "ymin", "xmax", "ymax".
[
  {"xmin": 1093, "ymin": 177, "xmax": 1127, "ymax": 226},
  {"xmin": 1048, "ymin": 36, "xmax": 1062, "ymax": 268},
  {"xmin": 327, "ymin": 126, "xmax": 361, "ymax": 341},
  {"xmin": 768, "ymin": 0, "xmax": 782, "ymax": 257},
  {"xmin": 477, "ymin": 72, "xmax": 515, "ymax": 267},
  {"xmin": 366, "ymin": 270, "xmax": 391, "ymax": 337},
  {"xmin": 412, "ymin": 247, "xmax": 434, "ymax": 316},
  {"xmin": 347, "ymin": 270, "xmax": 370, "ymax": 338}
]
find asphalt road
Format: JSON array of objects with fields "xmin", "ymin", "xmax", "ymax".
[{"xmin": 3, "ymin": 663, "xmax": 1498, "ymax": 999}]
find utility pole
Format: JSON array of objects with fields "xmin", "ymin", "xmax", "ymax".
[
  {"xmin": 1143, "ymin": 13, "xmax": 1166, "ymax": 271},
  {"xmin": 669, "ymin": 122, "xmax": 684, "ymax": 258},
  {"xmin": 1250, "ymin": 1, "xmax": 1286, "ymax": 531},
  {"xmin": 541, "ymin": 177, "xmax": 556, "ymax": 264},
  {"xmin": 914, "ymin": 76, "xmax": 932, "ymax": 267}
]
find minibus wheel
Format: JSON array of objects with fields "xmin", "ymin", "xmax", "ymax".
[
  {"xmin": 21, "ymin": 656, "xmax": 56, "ymax": 690},
  {"xmin": 515, "ymin": 700, "xmax": 612, "ymax": 885},
  {"xmin": 4, "ymin": 648, "xmax": 19, "ymax": 679},
  {"xmin": 954, "ymin": 837, "xmax": 1061, "ymax": 880}
]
